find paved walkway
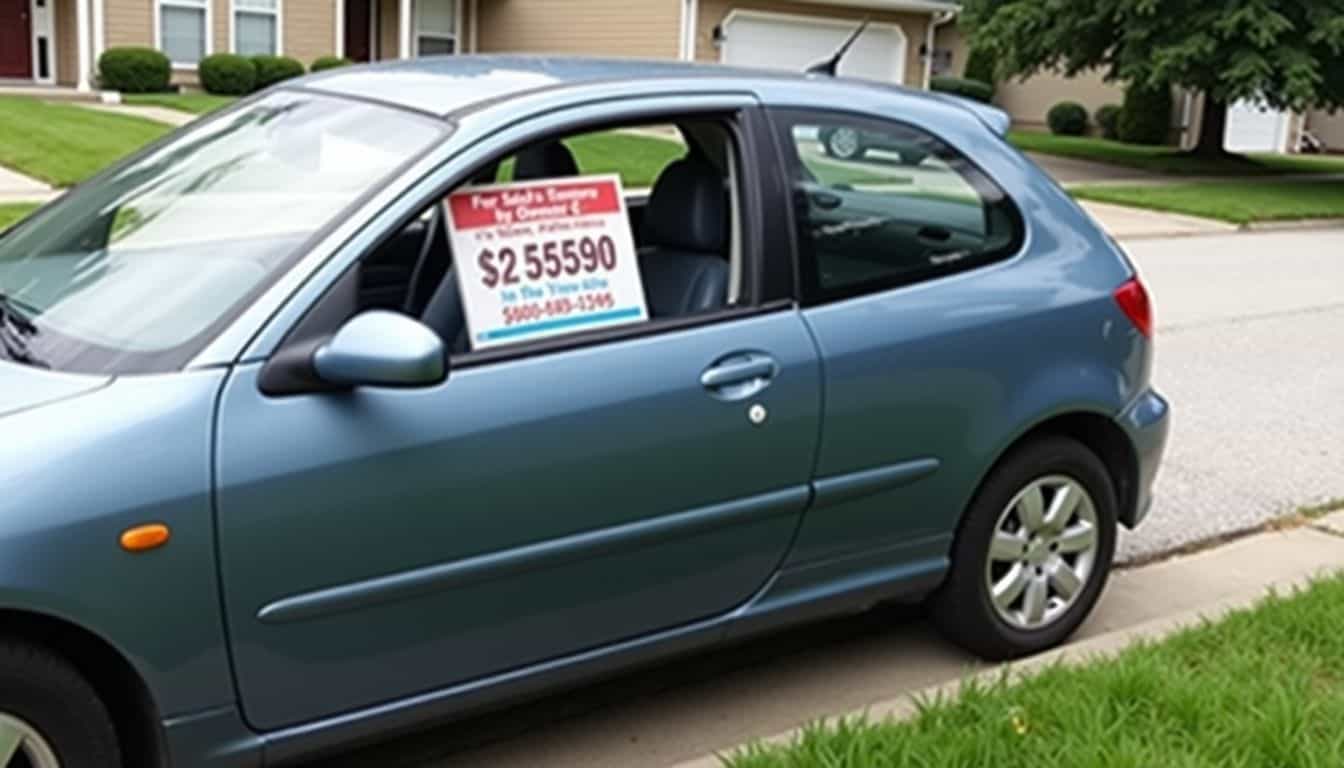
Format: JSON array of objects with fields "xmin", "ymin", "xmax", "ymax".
[
  {"xmin": 1027, "ymin": 151, "xmax": 1162, "ymax": 185},
  {"xmin": 1078, "ymin": 200, "xmax": 1236, "ymax": 239},
  {"xmin": 0, "ymin": 165, "xmax": 55, "ymax": 205},
  {"xmin": 74, "ymin": 101, "xmax": 196, "ymax": 127}
]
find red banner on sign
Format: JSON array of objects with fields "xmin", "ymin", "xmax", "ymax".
[{"xmin": 448, "ymin": 178, "xmax": 623, "ymax": 231}]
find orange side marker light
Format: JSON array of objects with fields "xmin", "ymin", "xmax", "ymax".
[{"xmin": 120, "ymin": 524, "xmax": 171, "ymax": 553}]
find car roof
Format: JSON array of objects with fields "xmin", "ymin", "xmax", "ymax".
[{"xmin": 301, "ymin": 54, "xmax": 968, "ymax": 123}]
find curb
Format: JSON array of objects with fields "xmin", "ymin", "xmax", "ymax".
[
  {"xmin": 1240, "ymin": 217, "xmax": 1344, "ymax": 232},
  {"xmin": 668, "ymin": 529, "xmax": 1344, "ymax": 768}
]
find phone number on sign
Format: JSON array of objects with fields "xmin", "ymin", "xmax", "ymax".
[
  {"xmin": 478, "ymin": 235, "xmax": 618, "ymax": 289},
  {"xmin": 502, "ymin": 292, "xmax": 616, "ymax": 326}
]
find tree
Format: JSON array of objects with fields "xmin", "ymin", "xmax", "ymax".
[{"xmin": 960, "ymin": 0, "xmax": 1344, "ymax": 156}]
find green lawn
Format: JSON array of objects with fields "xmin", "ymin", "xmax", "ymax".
[
  {"xmin": 1010, "ymin": 131, "xmax": 1344, "ymax": 176},
  {"xmin": 123, "ymin": 92, "xmax": 237, "ymax": 115},
  {"xmin": 564, "ymin": 131, "xmax": 686, "ymax": 188},
  {"xmin": 495, "ymin": 131, "xmax": 686, "ymax": 189},
  {"xmin": 0, "ymin": 203, "xmax": 39, "ymax": 233},
  {"xmin": 728, "ymin": 573, "xmax": 1344, "ymax": 768},
  {"xmin": 0, "ymin": 96, "xmax": 169, "ymax": 186},
  {"xmin": 1073, "ymin": 180, "xmax": 1344, "ymax": 224}
]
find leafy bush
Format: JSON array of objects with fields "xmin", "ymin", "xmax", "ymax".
[
  {"xmin": 1118, "ymin": 82, "xmax": 1174, "ymax": 145},
  {"xmin": 199, "ymin": 54, "xmax": 256, "ymax": 95},
  {"xmin": 1047, "ymin": 101, "xmax": 1088, "ymax": 136},
  {"xmin": 962, "ymin": 47, "xmax": 998, "ymax": 99},
  {"xmin": 929, "ymin": 76, "xmax": 995, "ymax": 104},
  {"xmin": 310, "ymin": 56, "xmax": 352, "ymax": 72},
  {"xmin": 1095, "ymin": 104, "xmax": 1122, "ymax": 140},
  {"xmin": 97, "ymin": 47, "xmax": 170, "ymax": 93},
  {"xmin": 251, "ymin": 55, "xmax": 305, "ymax": 89}
]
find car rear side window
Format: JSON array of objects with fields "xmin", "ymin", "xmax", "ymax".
[{"xmin": 771, "ymin": 110, "xmax": 1023, "ymax": 304}]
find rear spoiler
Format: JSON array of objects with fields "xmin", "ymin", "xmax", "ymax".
[{"xmin": 927, "ymin": 92, "xmax": 1012, "ymax": 137}]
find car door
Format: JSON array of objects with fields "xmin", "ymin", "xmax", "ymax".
[
  {"xmin": 767, "ymin": 108, "xmax": 1026, "ymax": 566},
  {"xmin": 213, "ymin": 107, "xmax": 822, "ymax": 731}
]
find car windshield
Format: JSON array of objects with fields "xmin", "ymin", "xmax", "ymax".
[{"xmin": 0, "ymin": 90, "xmax": 446, "ymax": 374}]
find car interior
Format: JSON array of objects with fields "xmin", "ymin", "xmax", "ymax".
[{"xmin": 355, "ymin": 119, "xmax": 744, "ymax": 355}]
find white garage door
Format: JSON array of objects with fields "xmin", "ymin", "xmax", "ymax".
[
  {"xmin": 1224, "ymin": 99, "xmax": 1292, "ymax": 154},
  {"xmin": 719, "ymin": 11, "xmax": 906, "ymax": 85}
]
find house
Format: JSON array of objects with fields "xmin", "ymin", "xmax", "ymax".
[
  {"xmin": 0, "ymin": 0, "xmax": 958, "ymax": 92},
  {"xmin": 4, "ymin": 0, "xmax": 1339, "ymax": 153}
]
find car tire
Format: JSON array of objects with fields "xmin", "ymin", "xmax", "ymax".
[
  {"xmin": 0, "ymin": 639, "xmax": 121, "ymax": 768},
  {"xmin": 823, "ymin": 127, "xmax": 865, "ymax": 160},
  {"xmin": 931, "ymin": 436, "xmax": 1117, "ymax": 661}
]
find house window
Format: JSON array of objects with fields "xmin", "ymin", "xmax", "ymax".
[
  {"xmin": 160, "ymin": 0, "xmax": 209, "ymax": 65},
  {"xmin": 235, "ymin": 0, "xmax": 280, "ymax": 55},
  {"xmin": 414, "ymin": 0, "xmax": 457, "ymax": 56}
]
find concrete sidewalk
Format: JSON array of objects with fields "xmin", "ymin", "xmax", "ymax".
[
  {"xmin": 378, "ymin": 522, "xmax": 1344, "ymax": 768},
  {"xmin": 1078, "ymin": 200, "xmax": 1237, "ymax": 239},
  {"xmin": 74, "ymin": 102, "xmax": 196, "ymax": 127},
  {"xmin": 671, "ymin": 520, "xmax": 1344, "ymax": 768},
  {"xmin": 0, "ymin": 166, "xmax": 55, "ymax": 205}
]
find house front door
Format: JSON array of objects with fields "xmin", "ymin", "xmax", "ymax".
[
  {"xmin": 0, "ymin": 0, "xmax": 33, "ymax": 78},
  {"xmin": 344, "ymin": 0, "xmax": 371, "ymax": 62}
]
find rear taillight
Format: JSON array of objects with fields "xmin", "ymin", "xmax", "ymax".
[{"xmin": 1114, "ymin": 278, "xmax": 1153, "ymax": 338}]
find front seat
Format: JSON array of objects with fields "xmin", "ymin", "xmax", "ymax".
[
  {"xmin": 420, "ymin": 140, "xmax": 581, "ymax": 351},
  {"xmin": 513, "ymin": 140, "xmax": 579, "ymax": 180},
  {"xmin": 637, "ymin": 157, "xmax": 730, "ymax": 318}
]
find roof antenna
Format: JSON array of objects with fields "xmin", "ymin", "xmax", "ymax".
[{"xmin": 806, "ymin": 18, "xmax": 870, "ymax": 77}]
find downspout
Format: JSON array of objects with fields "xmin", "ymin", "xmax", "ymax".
[
  {"xmin": 923, "ymin": 8, "xmax": 956, "ymax": 90},
  {"xmin": 679, "ymin": 0, "xmax": 699, "ymax": 61}
]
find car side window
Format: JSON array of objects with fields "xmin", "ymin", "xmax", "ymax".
[
  {"xmin": 354, "ymin": 119, "xmax": 749, "ymax": 357},
  {"xmin": 773, "ymin": 110, "xmax": 1023, "ymax": 303}
]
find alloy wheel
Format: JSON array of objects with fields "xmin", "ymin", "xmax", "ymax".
[
  {"xmin": 826, "ymin": 128, "xmax": 862, "ymax": 159},
  {"xmin": 983, "ymin": 474, "xmax": 1100, "ymax": 631},
  {"xmin": 0, "ymin": 713, "xmax": 60, "ymax": 768}
]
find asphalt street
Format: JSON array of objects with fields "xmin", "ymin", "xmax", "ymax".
[
  {"xmin": 1116, "ymin": 229, "xmax": 1344, "ymax": 560},
  {"xmin": 314, "ymin": 227, "xmax": 1344, "ymax": 768}
]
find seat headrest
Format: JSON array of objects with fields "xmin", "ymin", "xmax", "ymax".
[
  {"xmin": 513, "ymin": 140, "xmax": 579, "ymax": 181},
  {"xmin": 641, "ymin": 157, "xmax": 727, "ymax": 255}
]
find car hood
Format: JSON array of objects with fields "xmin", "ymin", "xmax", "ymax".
[{"xmin": 0, "ymin": 360, "xmax": 110, "ymax": 418}]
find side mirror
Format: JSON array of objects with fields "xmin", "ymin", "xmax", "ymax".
[{"xmin": 312, "ymin": 311, "xmax": 447, "ymax": 389}]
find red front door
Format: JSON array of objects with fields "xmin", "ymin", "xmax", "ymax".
[
  {"xmin": 344, "ymin": 0, "xmax": 371, "ymax": 62},
  {"xmin": 0, "ymin": 0, "xmax": 33, "ymax": 78}
]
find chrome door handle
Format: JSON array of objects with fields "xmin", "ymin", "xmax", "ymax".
[{"xmin": 700, "ymin": 353, "xmax": 778, "ymax": 401}]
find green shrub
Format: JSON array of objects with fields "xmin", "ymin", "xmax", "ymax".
[
  {"xmin": 251, "ymin": 55, "xmax": 305, "ymax": 89},
  {"xmin": 929, "ymin": 76, "xmax": 995, "ymax": 104},
  {"xmin": 962, "ymin": 47, "xmax": 997, "ymax": 99},
  {"xmin": 97, "ymin": 47, "xmax": 170, "ymax": 93},
  {"xmin": 1118, "ymin": 82, "xmax": 1174, "ymax": 145},
  {"xmin": 199, "ymin": 54, "xmax": 256, "ymax": 95},
  {"xmin": 1095, "ymin": 104, "xmax": 1122, "ymax": 140},
  {"xmin": 310, "ymin": 56, "xmax": 352, "ymax": 73},
  {"xmin": 1047, "ymin": 101, "xmax": 1088, "ymax": 136}
]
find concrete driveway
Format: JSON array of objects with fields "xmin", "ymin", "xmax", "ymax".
[
  {"xmin": 307, "ymin": 228, "xmax": 1344, "ymax": 768},
  {"xmin": 1024, "ymin": 151, "xmax": 1161, "ymax": 185}
]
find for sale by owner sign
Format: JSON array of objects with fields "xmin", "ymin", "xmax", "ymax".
[{"xmin": 445, "ymin": 174, "xmax": 649, "ymax": 350}]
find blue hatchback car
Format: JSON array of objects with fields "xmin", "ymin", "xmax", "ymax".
[{"xmin": 0, "ymin": 56, "xmax": 1168, "ymax": 767}]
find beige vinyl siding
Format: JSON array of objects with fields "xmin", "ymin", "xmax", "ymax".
[
  {"xmin": 994, "ymin": 69, "xmax": 1124, "ymax": 132},
  {"xmin": 477, "ymin": 0, "xmax": 680, "ymax": 59},
  {"xmin": 935, "ymin": 23, "xmax": 1137, "ymax": 136},
  {"xmin": 285, "ymin": 0, "xmax": 337, "ymax": 65},
  {"xmin": 1307, "ymin": 109, "xmax": 1344, "ymax": 152},
  {"xmin": 212, "ymin": 0, "xmax": 228, "ymax": 57},
  {"xmin": 105, "ymin": 0, "xmax": 154, "ymax": 49},
  {"xmin": 695, "ymin": 1, "xmax": 930, "ymax": 88},
  {"xmin": 55, "ymin": 0, "xmax": 78, "ymax": 84}
]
